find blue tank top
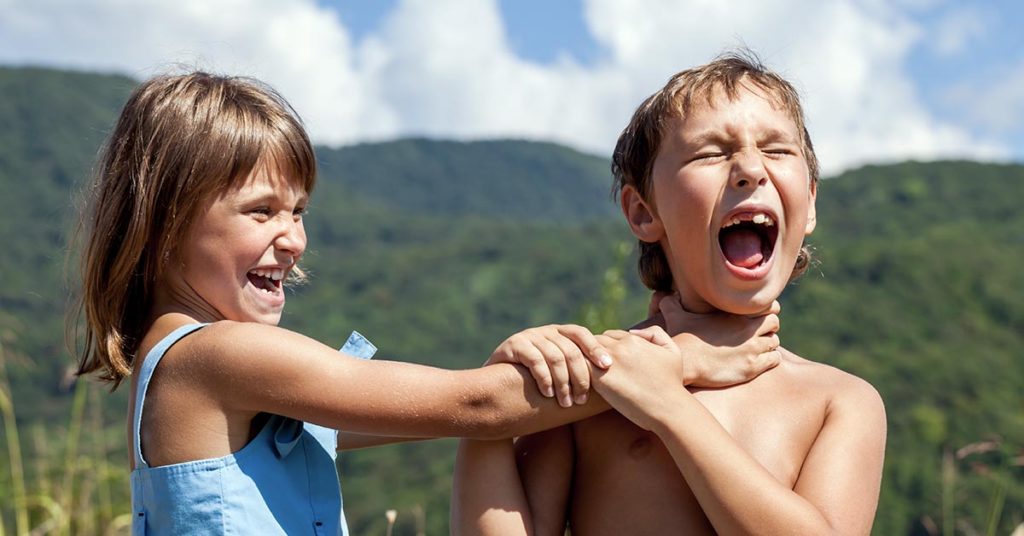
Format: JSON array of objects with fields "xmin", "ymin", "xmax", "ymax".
[{"xmin": 130, "ymin": 323, "xmax": 377, "ymax": 535}]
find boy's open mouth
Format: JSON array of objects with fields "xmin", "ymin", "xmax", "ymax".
[
  {"xmin": 718, "ymin": 211, "xmax": 779, "ymax": 270},
  {"xmin": 247, "ymin": 268, "xmax": 284, "ymax": 294}
]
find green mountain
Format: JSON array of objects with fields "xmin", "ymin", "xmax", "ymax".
[
  {"xmin": 0, "ymin": 66, "xmax": 1021, "ymax": 536},
  {"xmin": 318, "ymin": 138, "xmax": 617, "ymax": 222}
]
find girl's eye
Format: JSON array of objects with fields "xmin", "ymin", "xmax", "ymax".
[
  {"xmin": 293, "ymin": 206, "xmax": 306, "ymax": 217},
  {"xmin": 249, "ymin": 207, "xmax": 273, "ymax": 218}
]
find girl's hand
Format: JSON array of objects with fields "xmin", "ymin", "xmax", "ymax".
[
  {"xmin": 488, "ymin": 324, "xmax": 613, "ymax": 408},
  {"xmin": 655, "ymin": 293, "xmax": 781, "ymax": 388}
]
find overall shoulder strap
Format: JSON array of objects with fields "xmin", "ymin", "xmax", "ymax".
[{"xmin": 132, "ymin": 323, "xmax": 207, "ymax": 469}]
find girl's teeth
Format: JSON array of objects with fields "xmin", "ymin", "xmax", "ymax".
[
  {"xmin": 249, "ymin": 269, "xmax": 285, "ymax": 281},
  {"xmin": 752, "ymin": 213, "xmax": 766, "ymax": 224}
]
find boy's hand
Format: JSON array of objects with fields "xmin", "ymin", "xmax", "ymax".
[
  {"xmin": 488, "ymin": 324, "xmax": 613, "ymax": 408},
  {"xmin": 589, "ymin": 327, "xmax": 686, "ymax": 431},
  {"xmin": 655, "ymin": 293, "xmax": 781, "ymax": 387}
]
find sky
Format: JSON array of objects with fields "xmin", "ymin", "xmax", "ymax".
[{"xmin": 2, "ymin": 0, "xmax": 1022, "ymax": 176}]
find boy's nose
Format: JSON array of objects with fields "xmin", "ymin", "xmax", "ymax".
[{"xmin": 730, "ymin": 149, "xmax": 769, "ymax": 189}]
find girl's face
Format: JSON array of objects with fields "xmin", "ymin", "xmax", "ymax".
[{"xmin": 168, "ymin": 164, "xmax": 308, "ymax": 325}]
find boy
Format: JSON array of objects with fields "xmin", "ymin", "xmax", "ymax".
[{"xmin": 452, "ymin": 52, "xmax": 886, "ymax": 535}]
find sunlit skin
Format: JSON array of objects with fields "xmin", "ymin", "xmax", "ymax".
[
  {"xmin": 129, "ymin": 163, "xmax": 625, "ymax": 471},
  {"xmin": 453, "ymin": 84, "xmax": 885, "ymax": 536},
  {"xmin": 125, "ymin": 154, "xmax": 785, "ymax": 475},
  {"xmin": 628, "ymin": 84, "xmax": 816, "ymax": 315},
  {"xmin": 154, "ymin": 164, "xmax": 309, "ymax": 327}
]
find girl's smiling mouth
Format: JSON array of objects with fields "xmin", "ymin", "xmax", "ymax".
[
  {"xmin": 247, "ymin": 267, "xmax": 286, "ymax": 304},
  {"xmin": 718, "ymin": 208, "xmax": 779, "ymax": 280}
]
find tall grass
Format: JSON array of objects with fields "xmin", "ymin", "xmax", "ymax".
[
  {"xmin": 0, "ymin": 336, "xmax": 129, "ymax": 535},
  {"xmin": 0, "ymin": 339, "xmax": 29, "ymax": 536}
]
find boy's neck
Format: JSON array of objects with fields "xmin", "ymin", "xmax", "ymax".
[{"xmin": 676, "ymin": 286, "xmax": 720, "ymax": 315}]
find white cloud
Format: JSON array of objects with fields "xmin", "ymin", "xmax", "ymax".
[
  {"xmin": 929, "ymin": 6, "xmax": 988, "ymax": 57},
  {"xmin": 943, "ymin": 58, "xmax": 1024, "ymax": 135},
  {"xmin": 580, "ymin": 0, "xmax": 1009, "ymax": 171},
  {"xmin": 0, "ymin": 0, "xmax": 1010, "ymax": 175}
]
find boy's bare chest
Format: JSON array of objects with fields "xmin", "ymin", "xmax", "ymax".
[{"xmin": 568, "ymin": 381, "xmax": 827, "ymax": 534}]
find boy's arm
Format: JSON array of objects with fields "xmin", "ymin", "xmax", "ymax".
[
  {"xmin": 657, "ymin": 375, "xmax": 884, "ymax": 535},
  {"xmin": 592, "ymin": 331, "xmax": 886, "ymax": 536},
  {"xmin": 452, "ymin": 439, "xmax": 535, "ymax": 536},
  {"xmin": 515, "ymin": 426, "xmax": 575, "ymax": 535},
  {"xmin": 336, "ymin": 432, "xmax": 429, "ymax": 450},
  {"xmin": 451, "ymin": 427, "xmax": 574, "ymax": 536}
]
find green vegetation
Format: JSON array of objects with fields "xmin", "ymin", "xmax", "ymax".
[{"xmin": 0, "ymin": 66, "xmax": 1021, "ymax": 535}]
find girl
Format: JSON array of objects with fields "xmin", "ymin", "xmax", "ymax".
[{"xmin": 72, "ymin": 72, "xmax": 780, "ymax": 535}]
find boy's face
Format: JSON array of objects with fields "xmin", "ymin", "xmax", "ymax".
[{"xmin": 624, "ymin": 83, "xmax": 816, "ymax": 315}]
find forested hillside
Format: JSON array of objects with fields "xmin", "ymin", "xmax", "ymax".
[{"xmin": 0, "ymin": 67, "xmax": 1020, "ymax": 535}]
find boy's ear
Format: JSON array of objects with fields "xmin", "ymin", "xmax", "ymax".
[
  {"xmin": 804, "ymin": 178, "xmax": 818, "ymax": 235},
  {"xmin": 621, "ymin": 185, "xmax": 664, "ymax": 242}
]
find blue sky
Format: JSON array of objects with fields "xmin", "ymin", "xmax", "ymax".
[{"xmin": 2, "ymin": 0, "xmax": 1022, "ymax": 175}]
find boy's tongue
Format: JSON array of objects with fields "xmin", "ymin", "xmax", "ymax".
[{"xmin": 721, "ymin": 228, "xmax": 764, "ymax": 268}]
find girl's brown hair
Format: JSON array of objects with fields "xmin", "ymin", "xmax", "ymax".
[
  {"xmin": 72, "ymin": 72, "xmax": 316, "ymax": 388},
  {"xmin": 612, "ymin": 50, "xmax": 819, "ymax": 293}
]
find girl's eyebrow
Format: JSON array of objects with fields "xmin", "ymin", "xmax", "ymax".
[{"xmin": 235, "ymin": 190, "xmax": 309, "ymax": 206}]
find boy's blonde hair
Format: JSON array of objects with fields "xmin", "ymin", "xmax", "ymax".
[
  {"xmin": 73, "ymin": 72, "xmax": 316, "ymax": 388},
  {"xmin": 612, "ymin": 51, "xmax": 819, "ymax": 293}
]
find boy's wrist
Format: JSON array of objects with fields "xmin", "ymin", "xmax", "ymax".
[{"xmin": 646, "ymin": 388, "xmax": 696, "ymax": 434}]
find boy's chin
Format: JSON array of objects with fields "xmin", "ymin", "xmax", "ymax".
[{"xmin": 706, "ymin": 287, "xmax": 782, "ymax": 316}]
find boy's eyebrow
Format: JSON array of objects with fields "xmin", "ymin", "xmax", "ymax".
[
  {"xmin": 684, "ymin": 129, "xmax": 731, "ymax": 148},
  {"xmin": 685, "ymin": 127, "xmax": 799, "ymax": 147},
  {"xmin": 757, "ymin": 127, "xmax": 800, "ymax": 144}
]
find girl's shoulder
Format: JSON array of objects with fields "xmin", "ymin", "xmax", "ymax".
[
  {"xmin": 136, "ymin": 316, "xmax": 295, "ymax": 376},
  {"xmin": 142, "ymin": 314, "xmax": 303, "ymax": 349},
  {"xmin": 138, "ymin": 316, "xmax": 344, "ymax": 395}
]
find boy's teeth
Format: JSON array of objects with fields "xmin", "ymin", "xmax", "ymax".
[{"xmin": 724, "ymin": 212, "xmax": 775, "ymax": 228}]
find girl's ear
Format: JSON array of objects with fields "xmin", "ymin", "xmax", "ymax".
[{"xmin": 621, "ymin": 185, "xmax": 664, "ymax": 242}]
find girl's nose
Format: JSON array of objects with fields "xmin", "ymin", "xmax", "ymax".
[{"xmin": 275, "ymin": 219, "xmax": 306, "ymax": 258}]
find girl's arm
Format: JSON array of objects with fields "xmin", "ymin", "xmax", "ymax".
[
  {"xmin": 335, "ymin": 323, "xmax": 613, "ymax": 450},
  {"xmin": 591, "ymin": 330, "xmax": 886, "ymax": 536},
  {"xmin": 187, "ymin": 321, "xmax": 609, "ymax": 439}
]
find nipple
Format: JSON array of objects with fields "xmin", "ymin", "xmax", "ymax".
[{"xmin": 628, "ymin": 434, "xmax": 654, "ymax": 459}]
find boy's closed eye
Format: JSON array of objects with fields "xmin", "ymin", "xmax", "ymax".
[
  {"xmin": 688, "ymin": 149, "xmax": 729, "ymax": 164},
  {"xmin": 761, "ymin": 146, "xmax": 797, "ymax": 158}
]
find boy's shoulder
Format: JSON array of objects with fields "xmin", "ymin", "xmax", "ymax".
[{"xmin": 775, "ymin": 349, "xmax": 884, "ymax": 412}]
